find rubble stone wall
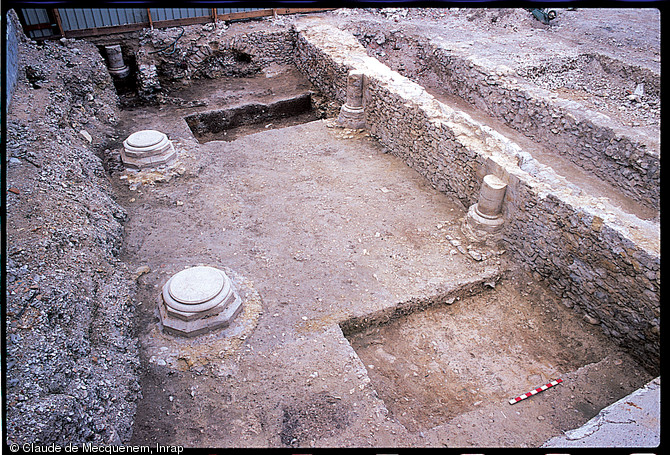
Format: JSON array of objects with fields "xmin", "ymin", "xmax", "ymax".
[
  {"xmin": 423, "ymin": 42, "xmax": 660, "ymax": 211},
  {"xmin": 503, "ymin": 183, "xmax": 660, "ymax": 375},
  {"xmin": 135, "ymin": 21, "xmax": 297, "ymax": 100},
  {"xmin": 294, "ymin": 22, "xmax": 659, "ymax": 374}
]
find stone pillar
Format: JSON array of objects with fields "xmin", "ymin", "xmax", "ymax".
[
  {"xmin": 337, "ymin": 70, "xmax": 366, "ymax": 129},
  {"xmin": 463, "ymin": 174, "xmax": 507, "ymax": 240},
  {"xmin": 476, "ymin": 175, "xmax": 507, "ymax": 218},
  {"xmin": 105, "ymin": 45, "xmax": 129, "ymax": 79}
]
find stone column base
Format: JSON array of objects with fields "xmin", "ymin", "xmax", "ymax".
[
  {"xmin": 121, "ymin": 130, "xmax": 177, "ymax": 170},
  {"xmin": 462, "ymin": 203, "xmax": 505, "ymax": 242},
  {"xmin": 158, "ymin": 266, "xmax": 244, "ymax": 337},
  {"xmin": 108, "ymin": 65, "xmax": 130, "ymax": 79},
  {"xmin": 337, "ymin": 104, "xmax": 366, "ymax": 129}
]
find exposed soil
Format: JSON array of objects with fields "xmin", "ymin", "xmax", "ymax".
[
  {"xmin": 115, "ymin": 71, "xmax": 501, "ymax": 448},
  {"xmin": 115, "ymin": 67, "xmax": 652, "ymax": 448},
  {"xmin": 347, "ymin": 271, "xmax": 652, "ymax": 441},
  {"xmin": 338, "ymin": 7, "xmax": 660, "ymax": 222},
  {"xmin": 5, "ymin": 29, "xmax": 140, "ymax": 446}
]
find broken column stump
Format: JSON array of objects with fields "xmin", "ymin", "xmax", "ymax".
[
  {"xmin": 337, "ymin": 69, "xmax": 366, "ymax": 129},
  {"xmin": 104, "ymin": 44, "xmax": 129, "ymax": 79},
  {"xmin": 462, "ymin": 174, "xmax": 507, "ymax": 241}
]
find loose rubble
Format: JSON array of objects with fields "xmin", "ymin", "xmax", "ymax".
[{"xmin": 6, "ymin": 12, "xmax": 140, "ymax": 445}]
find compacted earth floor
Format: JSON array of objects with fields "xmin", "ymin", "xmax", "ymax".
[{"xmin": 110, "ymin": 67, "xmax": 653, "ymax": 448}]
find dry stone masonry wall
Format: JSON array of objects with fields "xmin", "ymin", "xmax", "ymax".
[
  {"xmin": 293, "ymin": 20, "xmax": 659, "ymax": 375},
  {"xmin": 422, "ymin": 39, "xmax": 660, "ymax": 212},
  {"xmin": 353, "ymin": 29, "xmax": 660, "ymax": 213},
  {"xmin": 135, "ymin": 21, "xmax": 297, "ymax": 102},
  {"xmin": 505, "ymin": 189, "xmax": 659, "ymax": 366}
]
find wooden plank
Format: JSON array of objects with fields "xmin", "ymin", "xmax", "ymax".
[
  {"xmin": 63, "ymin": 22, "xmax": 147, "ymax": 38},
  {"xmin": 52, "ymin": 9, "xmax": 64, "ymax": 37},
  {"xmin": 277, "ymin": 8, "xmax": 336, "ymax": 15},
  {"xmin": 217, "ymin": 9, "xmax": 274, "ymax": 21},
  {"xmin": 21, "ymin": 22, "xmax": 53, "ymax": 32},
  {"xmin": 152, "ymin": 16, "xmax": 212, "ymax": 28},
  {"xmin": 147, "ymin": 8, "xmax": 153, "ymax": 29}
]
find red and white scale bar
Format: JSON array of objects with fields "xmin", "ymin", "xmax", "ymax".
[{"xmin": 509, "ymin": 378, "xmax": 563, "ymax": 405}]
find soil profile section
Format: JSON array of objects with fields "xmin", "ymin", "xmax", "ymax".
[{"xmin": 184, "ymin": 93, "xmax": 318, "ymax": 142}]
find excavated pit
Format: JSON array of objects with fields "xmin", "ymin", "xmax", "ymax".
[
  {"xmin": 115, "ymin": 16, "xmax": 657, "ymax": 448},
  {"xmin": 343, "ymin": 273, "xmax": 652, "ymax": 435},
  {"xmin": 184, "ymin": 93, "xmax": 319, "ymax": 143}
]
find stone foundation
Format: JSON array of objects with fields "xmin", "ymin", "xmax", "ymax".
[{"xmin": 135, "ymin": 22, "xmax": 297, "ymax": 102}]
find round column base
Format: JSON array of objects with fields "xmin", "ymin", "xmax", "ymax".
[
  {"xmin": 121, "ymin": 130, "xmax": 177, "ymax": 170},
  {"xmin": 158, "ymin": 266, "xmax": 244, "ymax": 338},
  {"xmin": 108, "ymin": 65, "xmax": 130, "ymax": 79},
  {"xmin": 462, "ymin": 203, "xmax": 505, "ymax": 242},
  {"xmin": 337, "ymin": 104, "xmax": 366, "ymax": 129}
]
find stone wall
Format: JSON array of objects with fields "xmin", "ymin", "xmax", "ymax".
[
  {"xmin": 135, "ymin": 20, "xmax": 297, "ymax": 101},
  {"xmin": 293, "ymin": 21, "xmax": 660, "ymax": 374},
  {"xmin": 504, "ymin": 182, "xmax": 659, "ymax": 373},
  {"xmin": 422, "ymin": 40, "xmax": 660, "ymax": 212}
]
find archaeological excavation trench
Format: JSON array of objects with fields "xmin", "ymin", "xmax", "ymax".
[
  {"xmin": 5, "ymin": 9, "xmax": 659, "ymax": 449},
  {"xmin": 184, "ymin": 93, "xmax": 319, "ymax": 143}
]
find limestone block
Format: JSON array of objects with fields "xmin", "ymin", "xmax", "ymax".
[{"xmin": 345, "ymin": 69, "xmax": 364, "ymax": 109}]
